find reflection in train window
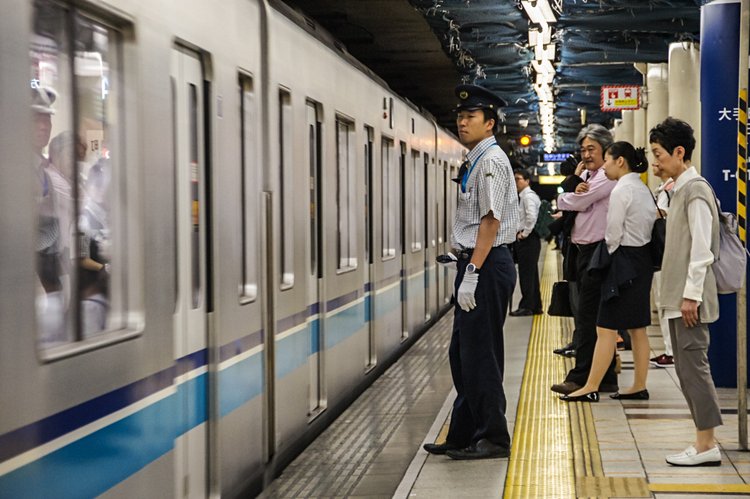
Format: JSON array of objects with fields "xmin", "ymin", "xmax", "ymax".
[
  {"xmin": 279, "ymin": 89, "xmax": 294, "ymax": 289},
  {"xmin": 381, "ymin": 137, "xmax": 396, "ymax": 259},
  {"xmin": 239, "ymin": 75, "xmax": 259, "ymax": 302},
  {"xmin": 411, "ymin": 150, "xmax": 423, "ymax": 252},
  {"xmin": 32, "ymin": 1, "xmax": 129, "ymax": 351},
  {"xmin": 336, "ymin": 117, "xmax": 357, "ymax": 270}
]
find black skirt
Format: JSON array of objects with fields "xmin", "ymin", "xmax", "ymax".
[{"xmin": 597, "ymin": 245, "xmax": 653, "ymax": 330}]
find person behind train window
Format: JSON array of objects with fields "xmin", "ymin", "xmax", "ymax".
[
  {"xmin": 32, "ymin": 86, "xmax": 70, "ymax": 345},
  {"xmin": 649, "ymin": 160, "xmax": 676, "ymax": 368},
  {"xmin": 423, "ymin": 84, "xmax": 519, "ymax": 460},
  {"xmin": 650, "ymin": 117, "xmax": 722, "ymax": 467},
  {"xmin": 510, "ymin": 168, "xmax": 542, "ymax": 316},
  {"xmin": 560, "ymin": 142, "xmax": 655, "ymax": 403},
  {"xmin": 550, "ymin": 124, "xmax": 619, "ymax": 396},
  {"xmin": 47, "ymin": 131, "xmax": 79, "ymax": 289},
  {"xmin": 80, "ymin": 239, "xmax": 109, "ymax": 337}
]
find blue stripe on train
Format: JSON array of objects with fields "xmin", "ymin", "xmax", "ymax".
[{"xmin": 0, "ymin": 280, "xmax": 408, "ymax": 496}]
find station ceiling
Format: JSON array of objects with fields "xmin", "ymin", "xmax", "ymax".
[{"xmin": 283, "ymin": 0, "xmax": 703, "ymax": 161}]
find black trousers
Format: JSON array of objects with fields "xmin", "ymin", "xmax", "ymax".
[
  {"xmin": 564, "ymin": 242, "xmax": 618, "ymax": 387},
  {"xmin": 515, "ymin": 232, "xmax": 542, "ymax": 312},
  {"xmin": 446, "ymin": 246, "xmax": 516, "ymax": 449}
]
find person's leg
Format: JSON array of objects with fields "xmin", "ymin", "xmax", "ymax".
[
  {"xmin": 515, "ymin": 237, "xmax": 534, "ymax": 311},
  {"xmin": 621, "ymin": 327, "xmax": 649, "ymax": 393},
  {"xmin": 567, "ymin": 327, "xmax": 617, "ymax": 396},
  {"xmin": 528, "ymin": 232, "xmax": 542, "ymax": 312},
  {"xmin": 652, "ymin": 271, "xmax": 673, "ymax": 358}
]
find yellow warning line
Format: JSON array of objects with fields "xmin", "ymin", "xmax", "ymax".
[
  {"xmin": 650, "ymin": 483, "xmax": 750, "ymax": 494},
  {"xmin": 504, "ymin": 246, "xmax": 575, "ymax": 498}
]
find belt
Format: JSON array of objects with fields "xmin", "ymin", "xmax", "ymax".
[
  {"xmin": 574, "ymin": 241, "xmax": 601, "ymax": 251},
  {"xmin": 456, "ymin": 244, "xmax": 509, "ymax": 259}
]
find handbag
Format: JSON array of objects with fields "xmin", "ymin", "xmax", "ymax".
[
  {"xmin": 692, "ymin": 179, "xmax": 747, "ymax": 293},
  {"xmin": 547, "ymin": 281, "xmax": 573, "ymax": 317},
  {"xmin": 650, "ymin": 194, "xmax": 666, "ymax": 271}
]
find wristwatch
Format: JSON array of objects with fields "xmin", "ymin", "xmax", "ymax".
[{"xmin": 466, "ymin": 263, "xmax": 479, "ymax": 274}]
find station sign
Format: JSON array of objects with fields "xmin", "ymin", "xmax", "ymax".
[
  {"xmin": 542, "ymin": 152, "xmax": 572, "ymax": 162},
  {"xmin": 600, "ymin": 85, "xmax": 641, "ymax": 111}
]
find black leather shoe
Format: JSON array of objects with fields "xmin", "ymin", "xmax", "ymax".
[
  {"xmin": 533, "ymin": 309, "xmax": 544, "ymax": 315},
  {"xmin": 559, "ymin": 391, "xmax": 599, "ymax": 402},
  {"xmin": 423, "ymin": 441, "xmax": 462, "ymax": 455},
  {"xmin": 610, "ymin": 389, "xmax": 649, "ymax": 400},
  {"xmin": 445, "ymin": 439, "xmax": 510, "ymax": 460},
  {"xmin": 550, "ymin": 381, "xmax": 581, "ymax": 395},
  {"xmin": 553, "ymin": 343, "xmax": 575, "ymax": 357},
  {"xmin": 509, "ymin": 308, "xmax": 533, "ymax": 317}
]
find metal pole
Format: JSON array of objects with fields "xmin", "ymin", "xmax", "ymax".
[{"xmin": 736, "ymin": 0, "xmax": 749, "ymax": 451}]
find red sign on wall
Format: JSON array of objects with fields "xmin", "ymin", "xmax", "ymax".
[{"xmin": 600, "ymin": 85, "xmax": 641, "ymax": 111}]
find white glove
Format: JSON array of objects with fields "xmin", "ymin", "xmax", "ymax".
[
  {"xmin": 437, "ymin": 252, "xmax": 458, "ymax": 271},
  {"xmin": 457, "ymin": 271, "xmax": 479, "ymax": 312}
]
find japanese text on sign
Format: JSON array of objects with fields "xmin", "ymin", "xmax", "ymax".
[{"xmin": 600, "ymin": 85, "xmax": 641, "ymax": 111}]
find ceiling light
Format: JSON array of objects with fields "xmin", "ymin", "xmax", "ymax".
[{"xmin": 522, "ymin": 0, "xmax": 557, "ymax": 25}]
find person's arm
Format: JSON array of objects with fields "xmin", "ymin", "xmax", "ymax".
[
  {"xmin": 557, "ymin": 174, "xmax": 614, "ymax": 212},
  {"xmin": 518, "ymin": 192, "xmax": 540, "ymax": 238},
  {"xmin": 605, "ymin": 187, "xmax": 628, "ymax": 254},
  {"xmin": 471, "ymin": 213, "xmax": 500, "ymax": 269},
  {"xmin": 681, "ymin": 198, "xmax": 714, "ymax": 327}
]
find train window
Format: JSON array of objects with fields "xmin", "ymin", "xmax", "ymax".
[
  {"xmin": 411, "ymin": 150, "xmax": 423, "ymax": 252},
  {"xmin": 279, "ymin": 89, "xmax": 294, "ymax": 289},
  {"xmin": 380, "ymin": 137, "xmax": 396, "ymax": 259},
  {"xmin": 239, "ymin": 75, "xmax": 259, "ymax": 302},
  {"xmin": 364, "ymin": 126, "xmax": 374, "ymax": 265},
  {"xmin": 335, "ymin": 117, "xmax": 357, "ymax": 271},
  {"xmin": 32, "ymin": 1, "xmax": 136, "ymax": 354}
]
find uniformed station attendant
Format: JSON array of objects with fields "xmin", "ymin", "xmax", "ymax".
[{"xmin": 424, "ymin": 84, "xmax": 519, "ymax": 460}]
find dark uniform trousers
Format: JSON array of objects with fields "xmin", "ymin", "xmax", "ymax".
[
  {"xmin": 446, "ymin": 245, "xmax": 516, "ymax": 449},
  {"xmin": 564, "ymin": 242, "xmax": 617, "ymax": 387},
  {"xmin": 515, "ymin": 231, "xmax": 542, "ymax": 312}
]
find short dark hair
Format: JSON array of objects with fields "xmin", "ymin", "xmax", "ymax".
[
  {"xmin": 604, "ymin": 141, "xmax": 649, "ymax": 173},
  {"xmin": 514, "ymin": 168, "xmax": 531, "ymax": 181},
  {"xmin": 649, "ymin": 117, "xmax": 696, "ymax": 161},
  {"xmin": 482, "ymin": 108, "xmax": 499, "ymax": 133}
]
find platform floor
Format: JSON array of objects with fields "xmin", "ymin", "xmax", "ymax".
[{"xmin": 260, "ymin": 246, "xmax": 750, "ymax": 498}]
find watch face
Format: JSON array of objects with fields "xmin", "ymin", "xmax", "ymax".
[{"xmin": 467, "ymin": 263, "xmax": 476, "ymax": 274}]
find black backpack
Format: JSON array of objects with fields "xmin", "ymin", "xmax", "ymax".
[{"xmin": 534, "ymin": 199, "xmax": 554, "ymax": 239}]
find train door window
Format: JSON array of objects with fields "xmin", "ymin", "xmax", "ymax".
[
  {"xmin": 279, "ymin": 89, "xmax": 294, "ymax": 289},
  {"xmin": 410, "ymin": 150, "xmax": 423, "ymax": 252},
  {"xmin": 335, "ymin": 116, "xmax": 357, "ymax": 271},
  {"xmin": 380, "ymin": 137, "xmax": 395, "ymax": 259},
  {"xmin": 364, "ymin": 126, "xmax": 374, "ymax": 266},
  {"xmin": 239, "ymin": 74, "xmax": 259, "ymax": 302},
  {"xmin": 32, "ymin": 1, "xmax": 139, "ymax": 356},
  {"xmin": 306, "ymin": 101, "xmax": 322, "ymax": 280}
]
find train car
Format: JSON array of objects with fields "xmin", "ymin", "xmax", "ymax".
[{"xmin": 0, "ymin": 0, "xmax": 465, "ymax": 497}]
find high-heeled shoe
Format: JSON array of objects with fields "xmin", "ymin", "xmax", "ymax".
[
  {"xmin": 609, "ymin": 389, "xmax": 649, "ymax": 400},
  {"xmin": 559, "ymin": 391, "xmax": 599, "ymax": 402}
]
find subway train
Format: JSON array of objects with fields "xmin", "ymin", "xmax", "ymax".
[{"xmin": 0, "ymin": 0, "xmax": 467, "ymax": 497}]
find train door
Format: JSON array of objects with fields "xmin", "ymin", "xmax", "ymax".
[
  {"xmin": 423, "ymin": 153, "xmax": 433, "ymax": 322},
  {"xmin": 171, "ymin": 46, "xmax": 209, "ymax": 499},
  {"xmin": 364, "ymin": 126, "xmax": 376, "ymax": 369},
  {"xmin": 306, "ymin": 101, "xmax": 324, "ymax": 416},
  {"xmin": 399, "ymin": 141, "xmax": 408, "ymax": 340}
]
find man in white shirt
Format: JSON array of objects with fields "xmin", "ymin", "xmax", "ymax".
[
  {"xmin": 510, "ymin": 168, "xmax": 542, "ymax": 316},
  {"xmin": 650, "ymin": 117, "xmax": 722, "ymax": 467}
]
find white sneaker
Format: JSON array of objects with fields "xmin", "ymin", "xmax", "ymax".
[{"xmin": 665, "ymin": 445, "xmax": 721, "ymax": 466}]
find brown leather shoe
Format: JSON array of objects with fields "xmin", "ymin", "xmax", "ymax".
[{"xmin": 550, "ymin": 381, "xmax": 581, "ymax": 395}]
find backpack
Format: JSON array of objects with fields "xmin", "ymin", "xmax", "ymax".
[
  {"xmin": 693, "ymin": 179, "xmax": 747, "ymax": 294},
  {"xmin": 534, "ymin": 199, "xmax": 554, "ymax": 239}
]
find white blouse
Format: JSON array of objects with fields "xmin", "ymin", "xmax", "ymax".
[{"xmin": 605, "ymin": 172, "xmax": 657, "ymax": 254}]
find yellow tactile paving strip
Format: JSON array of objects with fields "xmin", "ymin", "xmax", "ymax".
[
  {"xmin": 503, "ymin": 247, "xmax": 576, "ymax": 498},
  {"xmin": 504, "ymin": 246, "xmax": 653, "ymax": 498}
]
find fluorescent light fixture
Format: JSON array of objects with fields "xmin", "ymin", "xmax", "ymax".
[
  {"xmin": 538, "ymin": 175, "xmax": 566, "ymax": 185},
  {"xmin": 522, "ymin": 0, "xmax": 557, "ymax": 25}
]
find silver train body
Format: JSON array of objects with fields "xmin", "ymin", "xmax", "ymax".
[{"xmin": 0, "ymin": 0, "xmax": 464, "ymax": 497}]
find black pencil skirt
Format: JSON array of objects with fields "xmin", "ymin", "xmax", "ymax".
[{"xmin": 596, "ymin": 245, "xmax": 654, "ymax": 330}]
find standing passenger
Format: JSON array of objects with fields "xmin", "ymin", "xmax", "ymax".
[
  {"xmin": 650, "ymin": 117, "xmax": 723, "ymax": 467},
  {"xmin": 560, "ymin": 142, "xmax": 655, "ymax": 402},
  {"xmin": 550, "ymin": 124, "xmax": 619, "ymax": 395},
  {"xmin": 510, "ymin": 168, "xmax": 542, "ymax": 316},
  {"xmin": 423, "ymin": 84, "xmax": 519, "ymax": 460}
]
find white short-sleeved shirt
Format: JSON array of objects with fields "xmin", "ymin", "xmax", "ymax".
[{"xmin": 451, "ymin": 136, "xmax": 519, "ymax": 249}]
